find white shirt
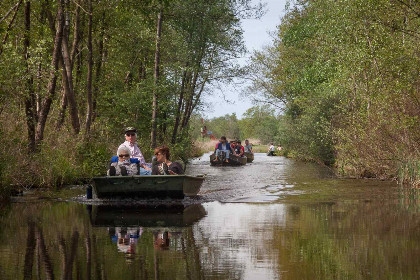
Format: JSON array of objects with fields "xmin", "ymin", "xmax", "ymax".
[{"xmin": 118, "ymin": 141, "xmax": 146, "ymax": 166}]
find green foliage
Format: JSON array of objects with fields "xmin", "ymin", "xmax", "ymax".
[
  {"xmin": 0, "ymin": 0, "xmax": 262, "ymax": 188},
  {"xmin": 239, "ymin": 105, "xmax": 279, "ymax": 144},
  {"xmin": 76, "ymin": 142, "xmax": 111, "ymax": 178}
]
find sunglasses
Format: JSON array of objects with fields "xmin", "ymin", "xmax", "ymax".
[
  {"xmin": 154, "ymin": 152, "xmax": 162, "ymax": 156},
  {"xmin": 119, "ymin": 154, "xmax": 130, "ymax": 158},
  {"xmin": 126, "ymin": 133, "xmax": 136, "ymax": 136}
]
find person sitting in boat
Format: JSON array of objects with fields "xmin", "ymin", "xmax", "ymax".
[
  {"xmin": 244, "ymin": 139, "xmax": 253, "ymax": 154},
  {"xmin": 234, "ymin": 140, "xmax": 245, "ymax": 157},
  {"xmin": 118, "ymin": 127, "xmax": 152, "ymax": 175},
  {"xmin": 107, "ymin": 146, "xmax": 139, "ymax": 176},
  {"xmin": 230, "ymin": 140, "xmax": 236, "ymax": 150},
  {"xmin": 267, "ymin": 143, "xmax": 276, "ymax": 156},
  {"xmin": 213, "ymin": 136, "xmax": 232, "ymax": 162},
  {"xmin": 152, "ymin": 145, "xmax": 184, "ymax": 175}
]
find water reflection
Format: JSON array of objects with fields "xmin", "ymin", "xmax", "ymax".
[{"xmin": 1, "ymin": 153, "xmax": 420, "ymax": 279}]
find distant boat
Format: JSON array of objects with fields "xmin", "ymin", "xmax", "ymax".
[
  {"xmin": 244, "ymin": 152, "xmax": 254, "ymax": 163},
  {"xmin": 209, "ymin": 153, "xmax": 247, "ymax": 166},
  {"xmin": 91, "ymin": 175, "xmax": 205, "ymax": 199}
]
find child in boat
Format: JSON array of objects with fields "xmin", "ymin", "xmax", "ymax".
[
  {"xmin": 152, "ymin": 146, "xmax": 184, "ymax": 175},
  {"xmin": 107, "ymin": 147, "xmax": 139, "ymax": 176}
]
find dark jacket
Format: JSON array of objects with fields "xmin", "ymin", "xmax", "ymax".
[{"xmin": 152, "ymin": 162, "xmax": 184, "ymax": 175}]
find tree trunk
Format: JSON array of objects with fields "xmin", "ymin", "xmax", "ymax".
[
  {"xmin": 85, "ymin": 0, "xmax": 93, "ymax": 134},
  {"xmin": 62, "ymin": 1, "xmax": 80, "ymax": 134},
  {"xmin": 56, "ymin": 88, "xmax": 68, "ymax": 130},
  {"xmin": 0, "ymin": 0, "xmax": 23, "ymax": 55},
  {"xmin": 151, "ymin": 8, "xmax": 163, "ymax": 148},
  {"xmin": 70, "ymin": 4, "xmax": 80, "ymax": 69},
  {"xmin": 35, "ymin": 0, "xmax": 65, "ymax": 146},
  {"xmin": 92, "ymin": 10, "xmax": 106, "ymax": 123},
  {"xmin": 171, "ymin": 69, "xmax": 188, "ymax": 144},
  {"xmin": 23, "ymin": 0, "xmax": 36, "ymax": 153},
  {"xmin": 0, "ymin": 0, "xmax": 23, "ymax": 56},
  {"xmin": 183, "ymin": 75, "xmax": 208, "ymax": 130}
]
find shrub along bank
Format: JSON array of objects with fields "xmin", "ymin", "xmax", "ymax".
[{"xmin": 247, "ymin": 0, "xmax": 420, "ymax": 186}]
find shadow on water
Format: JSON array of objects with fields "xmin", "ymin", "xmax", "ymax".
[{"xmin": 1, "ymin": 153, "xmax": 420, "ymax": 279}]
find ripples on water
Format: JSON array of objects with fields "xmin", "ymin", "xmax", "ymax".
[{"xmin": 1, "ymin": 153, "xmax": 420, "ymax": 279}]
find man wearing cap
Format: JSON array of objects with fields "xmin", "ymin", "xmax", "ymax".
[{"xmin": 118, "ymin": 127, "xmax": 152, "ymax": 175}]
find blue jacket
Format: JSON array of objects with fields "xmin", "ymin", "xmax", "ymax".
[
  {"xmin": 111, "ymin": 156, "xmax": 140, "ymax": 164},
  {"xmin": 215, "ymin": 142, "xmax": 232, "ymax": 153}
]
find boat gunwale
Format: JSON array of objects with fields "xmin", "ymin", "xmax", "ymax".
[{"xmin": 92, "ymin": 174, "xmax": 206, "ymax": 181}]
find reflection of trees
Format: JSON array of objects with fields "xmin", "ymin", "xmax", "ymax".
[
  {"xmin": 0, "ymin": 202, "xmax": 206, "ymax": 280},
  {"xmin": 271, "ymin": 202, "xmax": 420, "ymax": 279},
  {"xmin": 23, "ymin": 222, "xmax": 54, "ymax": 280}
]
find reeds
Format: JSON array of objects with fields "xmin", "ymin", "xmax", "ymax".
[{"xmin": 398, "ymin": 160, "xmax": 420, "ymax": 188}]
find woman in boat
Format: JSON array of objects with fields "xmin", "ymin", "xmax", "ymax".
[
  {"xmin": 152, "ymin": 145, "xmax": 184, "ymax": 175},
  {"xmin": 108, "ymin": 146, "xmax": 139, "ymax": 176}
]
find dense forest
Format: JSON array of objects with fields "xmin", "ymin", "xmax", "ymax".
[
  {"xmin": 0, "ymin": 0, "xmax": 418, "ymax": 195},
  {"xmin": 0, "ymin": 0, "xmax": 261, "ymax": 192},
  {"xmin": 245, "ymin": 0, "xmax": 419, "ymax": 185}
]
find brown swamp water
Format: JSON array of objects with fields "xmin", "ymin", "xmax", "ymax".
[{"xmin": 1, "ymin": 153, "xmax": 420, "ymax": 279}]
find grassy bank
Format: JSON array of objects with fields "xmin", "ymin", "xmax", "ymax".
[{"xmin": 0, "ymin": 123, "xmax": 197, "ymax": 191}]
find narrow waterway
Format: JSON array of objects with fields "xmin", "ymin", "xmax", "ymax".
[{"xmin": 1, "ymin": 153, "xmax": 419, "ymax": 279}]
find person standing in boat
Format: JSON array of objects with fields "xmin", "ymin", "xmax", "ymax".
[
  {"xmin": 213, "ymin": 136, "xmax": 232, "ymax": 162},
  {"xmin": 234, "ymin": 140, "xmax": 245, "ymax": 157},
  {"xmin": 152, "ymin": 145, "xmax": 184, "ymax": 175},
  {"xmin": 244, "ymin": 139, "xmax": 253, "ymax": 154},
  {"xmin": 118, "ymin": 127, "xmax": 152, "ymax": 175}
]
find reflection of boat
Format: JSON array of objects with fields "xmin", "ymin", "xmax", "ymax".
[
  {"xmin": 244, "ymin": 152, "xmax": 254, "ymax": 163},
  {"xmin": 92, "ymin": 175, "xmax": 205, "ymax": 199},
  {"xmin": 209, "ymin": 153, "xmax": 247, "ymax": 166},
  {"xmin": 89, "ymin": 204, "xmax": 207, "ymax": 227}
]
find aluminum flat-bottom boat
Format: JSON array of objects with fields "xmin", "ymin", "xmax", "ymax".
[
  {"xmin": 209, "ymin": 153, "xmax": 247, "ymax": 166},
  {"xmin": 244, "ymin": 152, "xmax": 254, "ymax": 163},
  {"xmin": 92, "ymin": 175, "xmax": 205, "ymax": 199}
]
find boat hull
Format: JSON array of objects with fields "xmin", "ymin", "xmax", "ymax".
[
  {"xmin": 209, "ymin": 153, "xmax": 247, "ymax": 166},
  {"xmin": 92, "ymin": 175, "xmax": 205, "ymax": 199},
  {"xmin": 244, "ymin": 152, "xmax": 254, "ymax": 163}
]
